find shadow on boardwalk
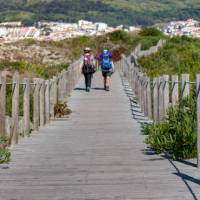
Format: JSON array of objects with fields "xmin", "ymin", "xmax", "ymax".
[{"xmin": 120, "ymin": 73, "xmax": 200, "ymax": 200}]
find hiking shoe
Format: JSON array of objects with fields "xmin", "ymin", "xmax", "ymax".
[
  {"xmin": 106, "ymin": 86, "xmax": 110, "ymax": 91},
  {"xmin": 86, "ymin": 87, "xmax": 90, "ymax": 92}
]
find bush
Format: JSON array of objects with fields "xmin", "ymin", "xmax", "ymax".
[
  {"xmin": 142, "ymin": 95, "xmax": 197, "ymax": 160},
  {"xmin": 54, "ymin": 102, "xmax": 72, "ymax": 118},
  {"xmin": 108, "ymin": 30, "xmax": 132, "ymax": 43},
  {"xmin": 0, "ymin": 136, "xmax": 11, "ymax": 164},
  {"xmin": 139, "ymin": 28, "xmax": 164, "ymax": 37}
]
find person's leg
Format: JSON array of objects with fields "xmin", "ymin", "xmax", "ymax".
[
  {"xmin": 87, "ymin": 73, "xmax": 92, "ymax": 91},
  {"xmin": 105, "ymin": 72, "xmax": 112, "ymax": 91},
  {"xmin": 84, "ymin": 73, "xmax": 90, "ymax": 91},
  {"xmin": 84, "ymin": 73, "xmax": 87, "ymax": 90}
]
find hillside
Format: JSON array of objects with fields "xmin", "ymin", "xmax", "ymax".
[{"xmin": 0, "ymin": 0, "xmax": 199, "ymax": 26}]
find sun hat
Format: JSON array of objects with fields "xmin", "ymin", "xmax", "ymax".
[{"xmin": 84, "ymin": 47, "xmax": 91, "ymax": 51}]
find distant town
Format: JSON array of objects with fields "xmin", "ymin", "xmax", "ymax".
[
  {"xmin": 158, "ymin": 18, "xmax": 200, "ymax": 38},
  {"xmin": 0, "ymin": 20, "xmax": 140, "ymax": 42},
  {"xmin": 0, "ymin": 18, "xmax": 199, "ymax": 42}
]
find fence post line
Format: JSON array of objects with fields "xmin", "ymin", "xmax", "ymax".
[
  {"xmin": 39, "ymin": 79, "xmax": 45, "ymax": 126},
  {"xmin": 163, "ymin": 75, "xmax": 169, "ymax": 117},
  {"xmin": 181, "ymin": 74, "xmax": 190, "ymax": 98},
  {"xmin": 158, "ymin": 76, "xmax": 164, "ymax": 122},
  {"xmin": 171, "ymin": 75, "xmax": 179, "ymax": 106},
  {"xmin": 147, "ymin": 77, "xmax": 152, "ymax": 119},
  {"xmin": 33, "ymin": 78, "xmax": 40, "ymax": 131},
  {"xmin": 0, "ymin": 74, "xmax": 6, "ymax": 135},
  {"xmin": 23, "ymin": 77, "xmax": 30, "ymax": 136},
  {"xmin": 196, "ymin": 74, "xmax": 200, "ymax": 168},
  {"xmin": 45, "ymin": 80, "xmax": 50, "ymax": 123},
  {"xmin": 11, "ymin": 72, "xmax": 20, "ymax": 145}
]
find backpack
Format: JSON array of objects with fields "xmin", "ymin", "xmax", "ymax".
[
  {"xmin": 82, "ymin": 54, "xmax": 94, "ymax": 74},
  {"xmin": 101, "ymin": 51, "xmax": 112, "ymax": 70}
]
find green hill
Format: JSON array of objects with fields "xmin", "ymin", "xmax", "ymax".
[{"xmin": 0, "ymin": 0, "xmax": 199, "ymax": 26}]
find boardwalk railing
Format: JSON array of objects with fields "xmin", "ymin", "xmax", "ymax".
[
  {"xmin": 116, "ymin": 54, "xmax": 200, "ymax": 169},
  {"xmin": 0, "ymin": 60, "xmax": 81, "ymax": 146}
]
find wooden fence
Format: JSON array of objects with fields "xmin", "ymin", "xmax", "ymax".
[
  {"xmin": 0, "ymin": 60, "xmax": 81, "ymax": 146},
  {"xmin": 116, "ymin": 55, "xmax": 200, "ymax": 169}
]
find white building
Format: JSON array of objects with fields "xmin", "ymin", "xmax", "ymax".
[{"xmin": 95, "ymin": 23, "xmax": 108, "ymax": 32}]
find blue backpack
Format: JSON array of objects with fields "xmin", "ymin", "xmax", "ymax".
[{"xmin": 101, "ymin": 50, "xmax": 112, "ymax": 70}]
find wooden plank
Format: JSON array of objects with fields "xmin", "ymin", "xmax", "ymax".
[
  {"xmin": 181, "ymin": 74, "xmax": 190, "ymax": 98},
  {"xmin": 11, "ymin": 72, "xmax": 20, "ymax": 145},
  {"xmin": 196, "ymin": 74, "xmax": 200, "ymax": 168},
  {"xmin": 23, "ymin": 77, "xmax": 30, "ymax": 136},
  {"xmin": 0, "ymin": 74, "xmax": 6, "ymax": 135},
  {"xmin": 153, "ymin": 78, "xmax": 158, "ymax": 122},
  {"xmin": 33, "ymin": 78, "xmax": 40, "ymax": 131},
  {"xmin": 163, "ymin": 75, "xmax": 169, "ymax": 117},
  {"xmin": 171, "ymin": 75, "xmax": 179, "ymax": 106},
  {"xmin": 39, "ymin": 79, "xmax": 45, "ymax": 126},
  {"xmin": 146, "ymin": 76, "xmax": 152, "ymax": 119},
  {"xmin": 45, "ymin": 80, "xmax": 50, "ymax": 123},
  {"xmin": 158, "ymin": 76, "xmax": 164, "ymax": 122}
]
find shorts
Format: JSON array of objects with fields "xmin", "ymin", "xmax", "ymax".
[{"xmin": 102, "ymin": 70, "xmax": 113, "ymax": 77}]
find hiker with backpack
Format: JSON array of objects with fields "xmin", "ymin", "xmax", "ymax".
[
  {"xmin": 98, "ymin": 49, "xmax": 114, "ymax": 91},
  {"xmin": 80, "ymin": 47, "xmax": 96, "ymax": 92}
]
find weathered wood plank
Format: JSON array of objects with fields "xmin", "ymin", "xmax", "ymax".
[
  {"xmin": 23, "ymin": 77, "xmax": 30, "ymax": 136},
  {"xmin": 0, "ymin": 74, "xmax": 6, "ymax": 135},
  {"xmin": 11, "ymin": 72, "xmax": 20, "ymax": 145}
]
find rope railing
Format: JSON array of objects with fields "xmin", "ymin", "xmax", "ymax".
[
  {"xmin": 0, "ymin": 59, "xmax": 81, "ymax": 146},
  {"xmin": 115, "ymin": 54, "xmax": 200, "ymax": 169}
]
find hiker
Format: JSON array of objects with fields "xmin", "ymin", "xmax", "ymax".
[
  {"xmin": 80, "ymin": 47, "xmax": 96, "ymax": 92},
  {"xmin": 98, "ymin": 49, "xmax": 114, "ymax": 91}
]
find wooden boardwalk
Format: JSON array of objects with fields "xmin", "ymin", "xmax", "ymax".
[{"xmin": 0, "ymin": 72, "xmax": 199, "ymax": 200}]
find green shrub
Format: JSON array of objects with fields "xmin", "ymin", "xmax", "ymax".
[
  {"xmin": 0, "ymin": 136, "xmax": 11, "ymax": 164},
  {"xmin": 139, "ymin": 28, "xmax": 164, "ymax": 37},
  {"xmin": 143, "ymin": 95, "xmax": 197, "ymax": 160},
  {"xmin": 108, "ymin": 30, "xmax": 132, "ymax": 43},
  {"xmin": 138, "ymin": 36, "xmax": 200, "ymax": 79}
]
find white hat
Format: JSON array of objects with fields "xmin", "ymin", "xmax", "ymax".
[{"xmin": 84, "ymin": 47, "xmax": 91, "ymax": 51}]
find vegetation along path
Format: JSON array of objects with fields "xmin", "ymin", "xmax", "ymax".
[{"xmin": 0, "ymin": 72, "xmax": 199, "ymax": 200}]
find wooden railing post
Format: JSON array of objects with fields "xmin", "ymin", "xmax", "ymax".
[
  {"xmin": 181, "ymin": 74, "xmax": 190, "ymax": 98},
  {"xmin": 143, "ymin": 77, "xmax": 148, "ymax": 116},
  {"xmin": 147, "ymin": 77, "xmax": 152, "ymax": 119},
  {"xmin": 0, "ymin": 74, "xmax": 6, "ymax": 135},
  {"xmin": 49, "ymin": 79, "xmax": 54, "ymax": 119},
  {"xmin": 163, "ymin": 75, "xmax": 169, "ymax": 117},
  {"xmin": 45, "ymin": 80, "xmax": 50, "ymax": 123},
  {"xmin": 53, "ymin": 76, "xmax": 58, "ymax": 104},
  {"xmin": 171, "ymin": 75, "xmax": 179, "ymax": 106},
  {"xmin": 153, "ymin": 78, "xmax": 158, "ymax": 122},
  {"xmin": 196, "ymin": 74, "xmax": 200, "ymax": 168},
  {"xmin": 11, "ymin": 72, "xmax": 19, "ymax": 145},
  {"xmin": 158, "ymin": 76, "xmax": 164, "ymax": 122},
  {"xmin": 39, "ymin": 79, "xmax": 45, "ymax": 126},
  {"xmin": 23, "ymin": 78, "xmax": 30, "ymax": 136},
  {"xmin": 33, "ymin": 78, "xmax": 40, "ymax": 131}
]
